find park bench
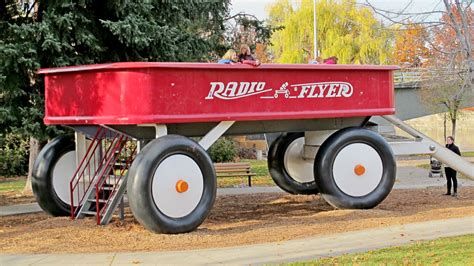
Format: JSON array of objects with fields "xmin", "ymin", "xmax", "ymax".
[{"xmin": 214, "ymin": 162, "xmax": 256, "ymax": 187}]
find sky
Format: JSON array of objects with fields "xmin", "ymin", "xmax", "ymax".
[{"xmin": 230, "ymin": 0, "xmax": 444, "ymax": 22}]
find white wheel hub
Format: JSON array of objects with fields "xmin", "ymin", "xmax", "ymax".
[
  {"xmin": 333, "ymin": 143, "xmax": 383, "ymax": 197},
  {"xmin": 52, "ymin": 151, "xmax": 80, "ymax": 206},
  {"xmin": 152, "ymin": 154, "xmax": 204, "ymax": 218},
  {"xmin": 284, "ymin": 137, "xmax": 314, "ymax": 183}
]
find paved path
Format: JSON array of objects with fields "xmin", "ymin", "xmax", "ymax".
[
  {"xmin": 0, "ymin": 203, "xmax": 43, "ymax": 216},
  {"xmin": 394, "ymin": 166, "xmax": 474, "ymax": 189},
  {"xmin": 1, "ymin": 216, "xmax": 473, "ymax": 265},
  {"xmin": 396, "ymin": 157, "xmax": 474, "ymax": 167}
]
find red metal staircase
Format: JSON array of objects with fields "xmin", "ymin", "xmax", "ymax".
[{"xmin": 69, "ymin": 127, "xmax": 137, "ymax": 224}]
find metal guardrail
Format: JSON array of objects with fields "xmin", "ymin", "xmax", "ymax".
[
  {"xmin": 394, "ymin": 68, "xmax": 464, "ymax": 88},
  {"xmin": 394, "ymin": 70, "xmax": 423, "ymax": 84}
]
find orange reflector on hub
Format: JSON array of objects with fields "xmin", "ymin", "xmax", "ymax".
[
  {"xmin": 176, "ymin": 180, "xmax": 189, "ymax": 193},
  {"xmin": 354, "ymin": 164, "xmax": 366, "ymax": 176}
]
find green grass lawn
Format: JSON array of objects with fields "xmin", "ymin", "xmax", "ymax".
[
  {"xmin": 0, "ymin": 160, "xmax": 272, "ymax": 192},
  {"xmin": 217, "ymin": 160, "xmax": 274, "ymax": 188},
  {"xmin": 416, "ymin": 163, "xmax": 430, "ymax": 170},
  {"xmin": 416, "ymin": 162, "xmax": 471, "ymax": 180},
  {"xmin": 462, "ymin": 151, "xmax": 474, "ymax": 157},
  {"xmin": 289, "ymin": 234, "xmax": 474, "ymax": 265},
  {"xmin": 0, "ymin": 177, "xmax": 26, "ymax": 192},
  {"xmin": 245, "ymin": 159, "xmax": 270, "ymax": 176}
]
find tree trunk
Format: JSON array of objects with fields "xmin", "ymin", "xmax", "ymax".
[
  {"xmin": 23, "ymin": 137, "xmax": 39, "ymax": 195},
  {"xmin": 443, "ymin": 113, "xmax": 447, "ymax": 141},
  {"xmin": 451, "ymin": 118, "xmax": 457, "ymax": 139}
]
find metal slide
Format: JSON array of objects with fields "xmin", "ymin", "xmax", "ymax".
[{"xmin": 383, "ymin": 115, "xmax": 474, "ymax": 179}]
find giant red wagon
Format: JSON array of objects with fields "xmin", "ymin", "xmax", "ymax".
[
  {"xmin": 41, "ymin": 63, "xmax": 395, "ymax": 125},
  {"xmin": 32, "ymin": 63, "xmax": 403, "ymax": 233}
]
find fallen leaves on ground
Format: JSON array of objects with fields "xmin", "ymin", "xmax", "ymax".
[{"xmin": 0, "ymin": 187, "xmax": 473, "ymax": 254}]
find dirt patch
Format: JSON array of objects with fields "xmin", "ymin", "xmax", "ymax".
[
  {"xmin": 0, "ymin": 191, "xmax": 36, "ymax": 206},
  {"xmin": 1, "ymin": 187, "xmax": 473, "ymax": 254},
  {"xmin": 0, "ymin": 176, "xmax": 36, "ymax": 206}
]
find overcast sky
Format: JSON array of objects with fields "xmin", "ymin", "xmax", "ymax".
[{"xmin": 230, "ymin": 0, "xmax": 444, "ymax": 22}]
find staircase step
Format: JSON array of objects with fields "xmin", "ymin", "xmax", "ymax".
[
  {"xmin": 87, "ymin": 199, "xmax": 108, "ymax": 203},
  {"xmin": 105, "ymin": 179, "xmax": 122, "ymax": 186},
  {"xmin": 82, "ymin": 211, "xmax": 97, "ymax": 216},
  {"xmin": 101, "ymin": 186, "xmax": 114, "ymax": 191}
]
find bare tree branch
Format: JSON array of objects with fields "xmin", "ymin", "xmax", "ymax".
[
  {"xmin": 456, "ymin": 0, "xmax": 473, "ymax": 58},
  {"xmin": 367, "ymin": 0, "xmax": 474, "ymax": 137},
  {"xmin": 362, "ymin": 1, "xmax": 444, "ymax": 27},
  {"xmin": 443, "ymin": 0, "xmax": 474, "ymax": 102},
  {"xmin": 25, "ymin": 0, "xmax": 37, "ymax": 18},
  {"xmin": 225, "ymin": 12, "xmax": 260, "ymax": 22},
  {"xmin": 362, "ymin": 0, "xmax": 444, "ymax": 17}
]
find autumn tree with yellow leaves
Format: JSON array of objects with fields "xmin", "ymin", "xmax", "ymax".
[{"xmin": 267, "ymin": 0, "xmax": 394, "ymax": 64}]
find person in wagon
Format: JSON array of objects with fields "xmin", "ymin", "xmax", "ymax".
[
  {"xmin": 323, "ymin": 56, "xmax": 338, "ymax": 64},
  {"xmin": 238, "ymin": 44, "xmax": 261, "ymax": 66},
  {"xmin": 218, "ymin": 49, "xmax": 239, "ymax": 64},
  {"xmin": 309, "ymin": 57, "xmax": 322, "ymax": 64}
]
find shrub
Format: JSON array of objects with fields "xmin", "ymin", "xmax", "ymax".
[
  {"xmin": 208, "ymin": 137, "xmax": 237, "ymax": 163},
  {"xmin": 237, "ymin": 147, "xmax": 256, "ymax": 160},
  {"xmin": 0, "ymin": 133, "xmax": 29, "ymax": 176}
]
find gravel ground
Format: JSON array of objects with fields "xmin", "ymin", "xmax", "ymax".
[{"xmin": 1, "ymin": 187, "xmax": 473, "ymax": 254}]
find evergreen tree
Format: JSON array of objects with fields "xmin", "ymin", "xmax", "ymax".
[{"xmin": 0, "ymin": 0, "xmax": 230, "ymax": 185}]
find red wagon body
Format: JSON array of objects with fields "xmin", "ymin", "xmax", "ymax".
[
  {"xmin": 34, "ymin": 62, "xmax": 406, "ymax": 234},
  {"xmin": 33, "ymin": 62, "xmax": 473, "ymax": 235},
  {"xmin": 39, "ymin": 63, "xmax": 397, "ymax": 125}
]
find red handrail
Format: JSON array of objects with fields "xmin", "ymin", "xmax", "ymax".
[
  {"xmin": 97, "ymin": 144, "xmax": 137, "ymax": 221},
  {"xmin": 69, "ymin": 127, "xmax": 137, "ymax": 222},
  {"xmin": 75, "ymin": 133, "xmax": 120, "ymax": 207},
  {"xmin": 92, "ymin": 134, "xmax": 124, "ymax": 223},
  {"xmin": 69, "ymin": 128, "xmax": 105, "ymax": 219}
]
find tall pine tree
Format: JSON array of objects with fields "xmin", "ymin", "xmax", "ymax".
[{"xmin": 0, "ymin": 0, "xmax": 230, "ymax": 189}]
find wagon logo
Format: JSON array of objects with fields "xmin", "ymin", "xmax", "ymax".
[
  {"xmin": 205, "ymin": 82, "xmax": 272, "ymax": 100},
  {"xmin": 205, "ymin": 81, "xmax": 354, "ymax": 100},
  {"xmin": 288, "ymin": 82, "xmax": 354, "ymax": 98}
]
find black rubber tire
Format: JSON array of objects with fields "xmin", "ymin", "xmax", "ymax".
[
  {"xmin": 32, "ymin": 135, "xmax": 75, "ymax": 216},
  {"xmin": 268, "ymin": 133, "xmax": 319, "ymax": 195},
  {"xmin": 314, "ymin": 127, "xmax": 396, "ymax": 209},
  {"xmin": 127, "ymin": 135, "xmax": 216, "ymax": 234}
]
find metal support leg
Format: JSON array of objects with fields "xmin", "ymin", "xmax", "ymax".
[
  {"xmin": 119, "ymin": 196, "xmax": 124, "ymax": 221},
  {"xmin": 138, "ymin": 124, "xmax": 168, "ymax": 139},
  {"xmin": 75, "ymin": 132, "xmax": 87, "ymax": 168},
  {"xmin": 303, "ymin": 130, "xmax": 335, "ymax": 160},
  {"xmin": 199, "ymin": 121, "xmax": 235, "ymax": 150},
  {"xmin": 153, "ymin": 124, "xmax": 167, "ymax": 138},
  {"xmin": 382, "ymin": 115, "xmax": 474, "ymax": 179}
]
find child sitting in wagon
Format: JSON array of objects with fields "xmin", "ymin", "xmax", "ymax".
[{"xmin": 218, "ymin": 49, "xmax": 239, "ymax": 64}]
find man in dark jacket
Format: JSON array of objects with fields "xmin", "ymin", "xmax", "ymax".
[{"xmin": 444, "ymin": 136, "xmax": 461, "ymax": 197}]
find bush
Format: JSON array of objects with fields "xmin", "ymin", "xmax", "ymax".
[
  {"xmin": 237, "ymin": 147, "xmax": 256, "ymax": 160},
  {"xmin": 207, "ymin": 137, "xmax": 237, "ymax": 163},
  {"xmin": 0, "ymin": 133, "xmax": 29, "ymax": 176}
]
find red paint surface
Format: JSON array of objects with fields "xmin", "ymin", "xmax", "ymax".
[{"xmin": 39, "ymin": 62, "xmax": 398, "ymax": 125}]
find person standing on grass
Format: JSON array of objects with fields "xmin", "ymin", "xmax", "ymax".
[{"xmin": 444, "ymin": 136, "xmax": 461, "ymax": 197}]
